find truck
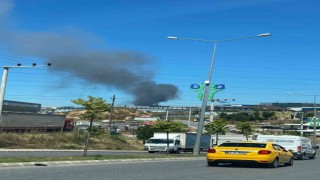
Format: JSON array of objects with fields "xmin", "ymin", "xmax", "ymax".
[
  {"xmin": 255, "ymin": 135, "xmax": 317, "ymax": 160},
  {"xmin": 144, "ymin": 132, "xmax": 213, "ymax": 153},
  {"xmin": 0, "ymin": 112, "xmax": 74, "ymax": 132},
  {"xmin": 211, "ymin": 134, "xmax": 251, "ymax": 146}
]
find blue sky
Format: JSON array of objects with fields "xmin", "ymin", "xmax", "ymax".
[{"xmin": 0, "ymin": 0, "xmax": 320, "ymax": 107}]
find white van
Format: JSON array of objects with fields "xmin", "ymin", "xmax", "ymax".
[
  {"xmin": 256, "ymin": 135, "xmax": 317, "ymax": 160},
  {"xmin": 144, "ymin": 136, "xmax": 180, "ymax": 153}
]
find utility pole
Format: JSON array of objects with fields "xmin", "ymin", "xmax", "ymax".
[
  {"xmin": 313, "ymin": 95, "xmax": 317, "ymax": 148},
  {"xmin": 209, "ymin": 101, "xmax": 215, "ymax": 122},
  {"xmin": 188, "ymin": 107, "xmax": 192, "ymax": 127},
  {"xmin": 108, "ymin": 95, "xmax": 116, "ymax": 133},
  {"xmin": 209, "ymin": 98, "xmax": 235, "ymax": 122},
  {"xmin": 165, "ymin": 109, "xmax": 169, "ymax": 121},
  {"xmin": 300, "ymin": 112, "xmax": 304, "ymax": 136},
  {"xmin": 165, "ymin": 108, "xmax": 170, "ymax": 155},
  {"xmin": 278, "ymin": 112, "xmax": 281, "ymax": 126}
]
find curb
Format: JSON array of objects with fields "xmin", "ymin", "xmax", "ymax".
[
  {"xmin": 0, "ymin": 149, "xmax": 145, "ymax": 152},
  {"xmin": 0, "ymin": 157, "xmax": 205, "ymax": 168}
]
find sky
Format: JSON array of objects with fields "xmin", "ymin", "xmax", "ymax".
[{"xmin": 0, "ymin": 0, "xmax": 320, "ymax": 107}]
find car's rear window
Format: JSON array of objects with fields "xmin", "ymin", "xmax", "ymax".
[{"xmin": 219, "ymin": 143, "xmax": 267, "ymax": 148}]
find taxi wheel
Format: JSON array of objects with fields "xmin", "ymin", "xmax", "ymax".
[
  {"xmin": 207, "ymin": 161, "xmax": 218, "ymax": 167},
  {"xmin": 268, "ymin": 158, "xmax": 279, "ymax": 168},
  {"xmin": 284, "ymin": 158, "xmax": 293, "ymax": 166},
  {"xmin": 298, "ymin": 153, "xmax": 305, "ymax": 160}
]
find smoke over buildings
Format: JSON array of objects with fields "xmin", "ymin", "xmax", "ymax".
[{"xmin": 0, "ymin": 0, "xmax": 179, "ymax": 106}]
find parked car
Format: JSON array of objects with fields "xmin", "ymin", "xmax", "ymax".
[
  {"xmin": 207, "ymin": 142, "xmax": 294, "ymax": 168},
  {"xmin": 256, "ymin": 135, "xmax": 318, "ymax": 160}
]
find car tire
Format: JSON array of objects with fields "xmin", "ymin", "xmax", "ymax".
[
  {"xmin": 298, "ymin": 153, "xmax": 305, "ymax": 160},
  {"xmin": 284, "ymin": 158, "xmax": 293, "ymax": 166},
  {"xmin": 207, "ymin": 161, "xmax": 218, "ymax": 167},
  {"xmin": 268, "ymin": 158, "xmax": 279, "ymax": 168},
  {"xmin": 309, "ymin": 153, "xmax": 316, "ymax": 159}
]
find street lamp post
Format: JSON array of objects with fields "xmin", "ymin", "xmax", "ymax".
[
  {"xmin": 0, "ymin": 63, "xmax": 51, "ymax": 117},
  {"xmin": 168, "ymin": 33, "xmax": 271, "ymax": 155}
]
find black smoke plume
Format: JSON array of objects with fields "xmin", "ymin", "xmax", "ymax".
[{"xmin": 0, "ymin": 0, "xmax": 179, "ymax": 105}]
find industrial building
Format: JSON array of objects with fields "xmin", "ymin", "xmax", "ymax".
[{"xmin": 2, "ymin": 100, "xmax": 41, "ymax": 113}]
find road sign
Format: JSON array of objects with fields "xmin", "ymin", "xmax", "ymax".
[
  {"xmin": 190, "ymin": 84, "xmax": 200, "ymax": 89},
  {"xmin": 214, "ymin": 84, "xmax": 225, "ymax": 89},
  {"xmin": 191, "ymin": 82, "xmax": 225, "ymax": 101}
]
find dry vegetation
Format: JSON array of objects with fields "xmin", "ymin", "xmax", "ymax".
[{"xmin": 0, "ymin": 131, "xmax": 144, "ymax": 150}]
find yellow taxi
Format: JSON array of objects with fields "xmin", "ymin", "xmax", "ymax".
[{"xmin": 207, "ymin": 142, "xmax": 294, "ymax": 168}]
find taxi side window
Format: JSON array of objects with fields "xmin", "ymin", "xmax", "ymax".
[
  {"xmin": 272, "ymin": 145, "xmax": 280, "ymax": 151},
  {"xmin": 278, "ymin": 145, "xmax": 287, "ymax": 151}
]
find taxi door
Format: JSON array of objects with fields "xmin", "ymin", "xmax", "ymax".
[{"xmin": 273, "ymin": 144, "xmax": 288, "ymax": 163}]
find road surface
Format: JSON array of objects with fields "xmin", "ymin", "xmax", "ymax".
[{"xmin": 1, "ymin": 157, "xmax": 320, "ymax": 180}]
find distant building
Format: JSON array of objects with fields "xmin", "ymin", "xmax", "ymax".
[
  {"xmin": 134, "ymin": 117, "xmax": 160, "ymax": 121},
  {"xmin": 56, "ymin": 106, "xmax": 84, "ymax": 112},
  {"xmin": 3, "ymin": 100, "xmax": 41, "ymax": 113}
]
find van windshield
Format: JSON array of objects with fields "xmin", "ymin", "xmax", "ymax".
[{"xmin": 146, "ymin": 139, "xmax": 174, "ymax": 144}]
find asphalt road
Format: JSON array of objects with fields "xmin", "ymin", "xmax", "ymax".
[{"xmin": 1, "ymin": 158, "xmax": 320, "ymax": 180}]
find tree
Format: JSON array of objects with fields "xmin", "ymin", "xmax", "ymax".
[
  {"xmin": 237, "ymin": 122, "xmax": 254, "ymax": 141},
  {"xmin": 253, "ymin": 110, "xmax": 261, "ymax": 120},
  {"xmin": 219, "ymin": 112, "xmax": 256, "ymax": 121},
  {"xmin": 136, "ymin": 126, "xmax": 154, "ymax": 141},
  {"xmin": 261, "ymin": 111, "xmax": 275, "ymax": 120},
  {"xmin": 204, "ymin": 119, "xmax": 228, "ymax": 146},
  {"xmin": 71, "ymin": 96, "xmax": 110, "ymax": 156},
  {"xmin": 152, "ymin": 121, "xmax": 188, "ymax": 154}
]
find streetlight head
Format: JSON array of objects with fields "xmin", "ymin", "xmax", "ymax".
[
  {"xmin": 257, "ymin": 33, "xmax": 272, "ymax": 37},
  {"xmin": 167, "ymin": 36, "xmax": 179, "ymax": 40}
]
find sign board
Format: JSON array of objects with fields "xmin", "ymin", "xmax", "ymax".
[{"xmin": 190, "ymin": 84, "xmax": 200, "ymax": 89}]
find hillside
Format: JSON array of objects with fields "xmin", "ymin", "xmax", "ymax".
[{"xmin": 66, "ymin": 107, "xmax": 153, "ymax": 121}]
